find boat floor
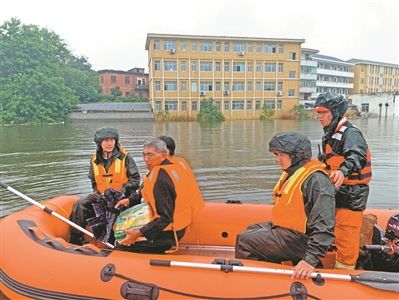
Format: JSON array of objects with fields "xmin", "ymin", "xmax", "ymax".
[{"xmin": 175, "ymin": 244, "xmax": 235, "ymax": 258}]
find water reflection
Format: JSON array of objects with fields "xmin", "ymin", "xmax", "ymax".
[{"xmin": 1, "ymin": 118, "xmax": 398, "ymax": 217}]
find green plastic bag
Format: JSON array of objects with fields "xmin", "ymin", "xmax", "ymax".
[{"xmin": 113, "ymin": 202, "xmax": 152, "ymax": 241}]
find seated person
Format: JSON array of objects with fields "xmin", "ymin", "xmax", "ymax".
[
  {"xmin": 235, "ymin": 132, "xmax": 336, "ymax": 279},
  {"xmin": 117, "ymin": 138, "xmax": 196, "ymax": 253}
]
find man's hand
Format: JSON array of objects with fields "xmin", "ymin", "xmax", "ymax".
[
  {"xmin": 329, "ymin": 170, "xmax": 345, "ymax": 188},
  {"xmin": 292, "ymin": 260, "xmax": 315, "ymax": 280},
  {"xmin": 119, "ymin": 229, "xmax": 143, "ymax": 246},
  {"xmin": 115, "ymin": 198, "xmax": 130, "ymax": 209}
]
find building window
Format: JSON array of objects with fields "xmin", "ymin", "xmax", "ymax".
[
  {"xmin": 234, "ymin": 43, "xmax": 244, "ymax": 52},
  {"xmin": 164, "ymin": 81, "xmax": 177, "ymax": 91},
  {"xmin": 155, "ymin": 81, "xmax": 161, "ymax": 91},
  {"xmin": 288, "ymin": 89, "xmax": 295, "ymax": 96},
  {"xmin": 255, "ymin": 100, "xmax": 261, "ymax": 109},
  {"xmin": 215, "ymin": 61, "xmax": 221, "ymax": 72},
  {"xmin": 125, "ymin": 76, "xmax": 130, "ymax": 84},
  {"xmin": 164, "ymin": 61, "xmax": 177, "ymax": 71},
  {"xmin": 247, "ymin": 82, "xmax": 253, "ymax": 91},
  {"xmin": 289, "ymin": 52, "xmax": 296, "ymax": 60},
  {"xmin": 277, "ymin": 100, "xmax": 282, "ymax": 109},
  {"xmin": 191, "ymin": 61, "xmax": 197, "ymax": 72},
  {"xmin": 264, "ymin": 82, "xmax": 275, "ymax": 91},
  {"xmin": 165, "ymin": 101, "xmax": 178, "ymax": 111},
  {"xmin": 265, "ymin": 44, "xmax": 276, "ymax": 53},
  {"xmin": 247, "ymin": 43, "xmax": 253, "ymax": 53},
  {"xmin": 191, "ymin": 101, "xmax": 198, "ymax": 111},
  {"xmin": 278, "ymin": 82, "xmax": 283, "ymax": 91},
  {"xmin": 264, "ymin": 101, "xmax": 275, "ymax": 109},
  {"xmin": 215, "ymin": 41, "xmax": 221, "ymax": 52},
  {"xmin": 278, "ymin": 44, "xmax": 284, "ymax": 53},
  {"xmin": 216, "ymin": 82, "xmax": 221, "ymax": 91},
  {"xmin": 233, "ymin": 62, "xmax": 245, "ymax": 72},
  {"xmin": 200, "ymin": 61, "xmax": 212, "ymax": 72},
  {"xmin": 181, "ymin": 81, "xmax": 187, "ymax": 91},
  {"xmin": 224, "ymin": 82, "xmax": 230, "ymax": 91},
  {"xmin": 182, "ymin": 101, "xmax": 187, "ymax": 111},
  {"xmin": 191, "ymin": 41, "xmax": 197, "ymax": 51},
  {"xmin": 200, "ymin": 82, "xmax": 213, "ymax": 91},
  {"xmin": 200, "ymin": 42, "xmax": 212, "ymax": 51},
  {"xmin": 232, "ymin": 100, "xmax": 244, "ymax": 110},
  {"xmin": 289, "ymin": 71, "xmax": 296, "ymax": 78},
  {"xmin": 215, "ymin": 101, "xmax": 221, "ymax": 110},
  {"xmin": 111, "ymin": 75, "xmax": 116, "ymax": 83},
  {"xmin": 224, "ymin": 42, "xmax": 230, "ymax": 52},
  {"xmin": 181, "ymin": 61, "xmax": 187, "ymax": 72},
  {"xmin": 247, "ymin": 63, "xmax": 253, "ymax": 72},
  {"xmin": 154, "ymin": 60, "xmax": 161, "ymax": 71},
  {"xmin": 155, "ymin": 101, "xmax": 162, "ymax": 111},
  {"xmin": 224, "ymin": 62, "xmax": 230, "ymax": 72},
  {"xmin": 153, "ymin": 40, "xmax": 160, "ymax": 50},
  {"xmin": 181, "ymin": 41, "xmax": 186, "ymax": 52},
  {"xmin": 232, "ymin": 82, "xmax": 245, "ymax": 91},
  {"xmin": 361, "ymin": 103, "xmax": 369, "ymax": 113},
  {"xmin": 191, "ymin": 81, "xmax": 197, "ymax": 92},
  {"xmin": 278, "ymin": 63, "xmax": 284, "ymax": 72},
  {"xmin": 256, "ymin": 82, "xmax": 261, "ymax": 91},
  {"xmin": 246, "ymin": 101, "xmax": 252, "ymax": 110},
  {"xmin": 163, "ymin": 40, "xmax": 176, "ymax": 51},
  {"xmin": 224, "ymin": 101, "xmax": 230, "ymax": 110},
  {"xmin": 256, "ymin": 63, "xmax": 261, "ymax": 72},
  {"xmin": 264, "ymin": 63, "xmax": 276, "ymax": 72},
  {"xmin": 256, "ymin": 43, "xmax": 262, "ymax": 53}
]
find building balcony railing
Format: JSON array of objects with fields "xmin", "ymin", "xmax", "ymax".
[
  {"xmin": 316, "ymin": 81, "xmax": 354, "ymax": 89},
  {"xmin": 135, "ymin": 84, "xmax": 149, "ymax": 91},
  {"xmin": 317, "ymin": 68, "xmax": 354, "ymax": 78}
]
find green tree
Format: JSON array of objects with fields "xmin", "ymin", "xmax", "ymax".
[
  {"xmin": 0, "ymin": 18, "xmax": 101, "ymax": 124},
  {"xmin": 196, "ymin": 98, "xmax": 225, "ymax": 122},
  {"xmin": 260, "ymin": 104, "xmax": 275, "ymax": 120},
  {"xmin": 110, "ymin": 87, "xmax": 123, "ymax": 97},
  {"xmin": 291, "ymin": 104, "xmax": 309, "ymax": 119}
]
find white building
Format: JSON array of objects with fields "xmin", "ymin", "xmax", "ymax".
[
  {"xmin": 312, "ymin": 54, "xmax": 354, "ymax": 99},
  {"xmin": 299, "ymin": 48, "xmax": 318, "ymax": 108},
  {"xmin": 350, "ymin": 93, "xmax": 399, "ymax": 118}
]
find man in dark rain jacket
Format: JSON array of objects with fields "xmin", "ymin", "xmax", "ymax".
[
  {"xmin": 235, "ymin": 132, "xmax": 335, "ymax": 279},
  {"xmin": 69, "ymin": 127, "xmax": 140, "ymax": 245},
  {"xmin": 315, "ymin": 92, "xmax": 372, "ymax": 270}
]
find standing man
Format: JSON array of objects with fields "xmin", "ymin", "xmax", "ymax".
[
  {"xmin": 69, "ymin": 127, "xmax": 140, "ymax": 245},
  {"xmin": 118, "ymin": 138, "xmax": 196, "ymax": 253},
  {"xmin": 235, "ymin": 132, "xmax": 335, "ymax": 279},
  {"xmin": 315, "ymin": 92, "xmax": 372, "ymax": 270}
]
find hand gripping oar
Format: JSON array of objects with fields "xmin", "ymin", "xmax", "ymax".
[
  {"xmin": 0, "ymin": 181, "xmax": 114, "ymax": 249},
  {"xmin": 150, "ymin": 259, "xmax": 399, "ymax": 293}
]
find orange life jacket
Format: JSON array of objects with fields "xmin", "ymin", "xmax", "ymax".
[
  {"xmin": 323, "ymin": 120, "xmax": 372, "ymax": 185},
  {"xmin": 169, "ymin": 156, "xmax": 205, "ymax": 217},
  {"xmin": 91, "ymin": 147, "xmax": 128, "ymax": 193},
  {"xmin": 141, "ymin": 163, "xmax": 193, "ymax": 232},
  {"xmin": 272, "ymin": 160, "xmax": 327, "ymax": 234}
]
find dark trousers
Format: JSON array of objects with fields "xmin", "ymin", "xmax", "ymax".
[
  {"xmin": 235, "ymin": 222, "xmax": 308, "ymax": 264},
  {"xmin": 69, "ymin": 193, "xmax": 98, "ymax": 245}
]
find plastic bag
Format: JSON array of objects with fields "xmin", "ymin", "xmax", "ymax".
[{"xmin": 113, "ymin": 202, "xmax": 152, "ymax": 241}]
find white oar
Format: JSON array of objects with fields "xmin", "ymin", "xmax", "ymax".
[
  {"xmin": 1, "ymin": 181, "xmax": 114, "ymax": 249},
  {"xmin": 150, "ymin": 259, "xmax": 399, "ymax": 293}
]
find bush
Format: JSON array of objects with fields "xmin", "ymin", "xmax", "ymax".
[
  {"xmin": 260, "ymin": 104, "xmax": 275, "ymax": 120},
  {"xmin": 196, "ymin": 98, "xmax": 225, "ymax": 122}
]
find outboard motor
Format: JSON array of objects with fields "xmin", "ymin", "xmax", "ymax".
[{"xmin": 362, "ymin": 213, "xmax": 399, "ymax": 272}]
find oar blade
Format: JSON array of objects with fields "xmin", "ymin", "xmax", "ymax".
[{"xmin": 352, "ymin": 271, "xmax": 399, "ymax": 292}]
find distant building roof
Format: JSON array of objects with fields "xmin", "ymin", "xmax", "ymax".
[
  {"xmin": 77, "ymin": 102, "xmax": 152, "ymax": 112},
  {"xmin": 145, "ymin": 33, "xmax": 305, "ymax": 50},
  {"xmin": 302, "ymin": 48, "xmax": 319, "ymax": 54},
  {"xmin": 97, "ymin": 69, "xmax": 148, "ymax": 75},
  {"xmin": 312, "ymin": 54, "xmax": 353, "ymax": 66},
  {"xmin": 347, "ymin": 58, "xmax": 399, "ymax": 68}
]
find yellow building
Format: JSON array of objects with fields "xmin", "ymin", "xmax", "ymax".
[
  {"xmin": 348, "ymin": 59, "xmax": 399, "ymax": 94},
  {"xmin": 145, "ymin": 34, "xmax": 304, "ymax": 120}
]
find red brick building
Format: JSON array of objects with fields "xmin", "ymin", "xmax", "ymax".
[{"xmin": 98, "ymin": 67, "xmax": 149, "ymax": 99}]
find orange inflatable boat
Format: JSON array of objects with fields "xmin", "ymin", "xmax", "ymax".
[{"xmin": 1, "ymin": 195, "xmax": 398, "ymax": 300}]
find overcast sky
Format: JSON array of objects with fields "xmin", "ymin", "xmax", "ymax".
[{"xmin": 1, "ymin": 0, "xmax": 398, "ymax": 71}]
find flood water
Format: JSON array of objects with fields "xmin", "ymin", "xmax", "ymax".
[{"xmin": 1, "ymin": 118, "xmax": 398, "ymax": 217}]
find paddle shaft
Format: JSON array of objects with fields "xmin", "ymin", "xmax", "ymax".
[
  {"xmin": 0, "ymin": 182, "xmax": 114, "ymax": 249},
  {"xmin": 150, "ymin": 259, "xmax": 351, "ymax": 281}
]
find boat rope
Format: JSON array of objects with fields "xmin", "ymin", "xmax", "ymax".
[{"xmin": 102, "ymin": 265, "xmax": 321, "ymax": 300}]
